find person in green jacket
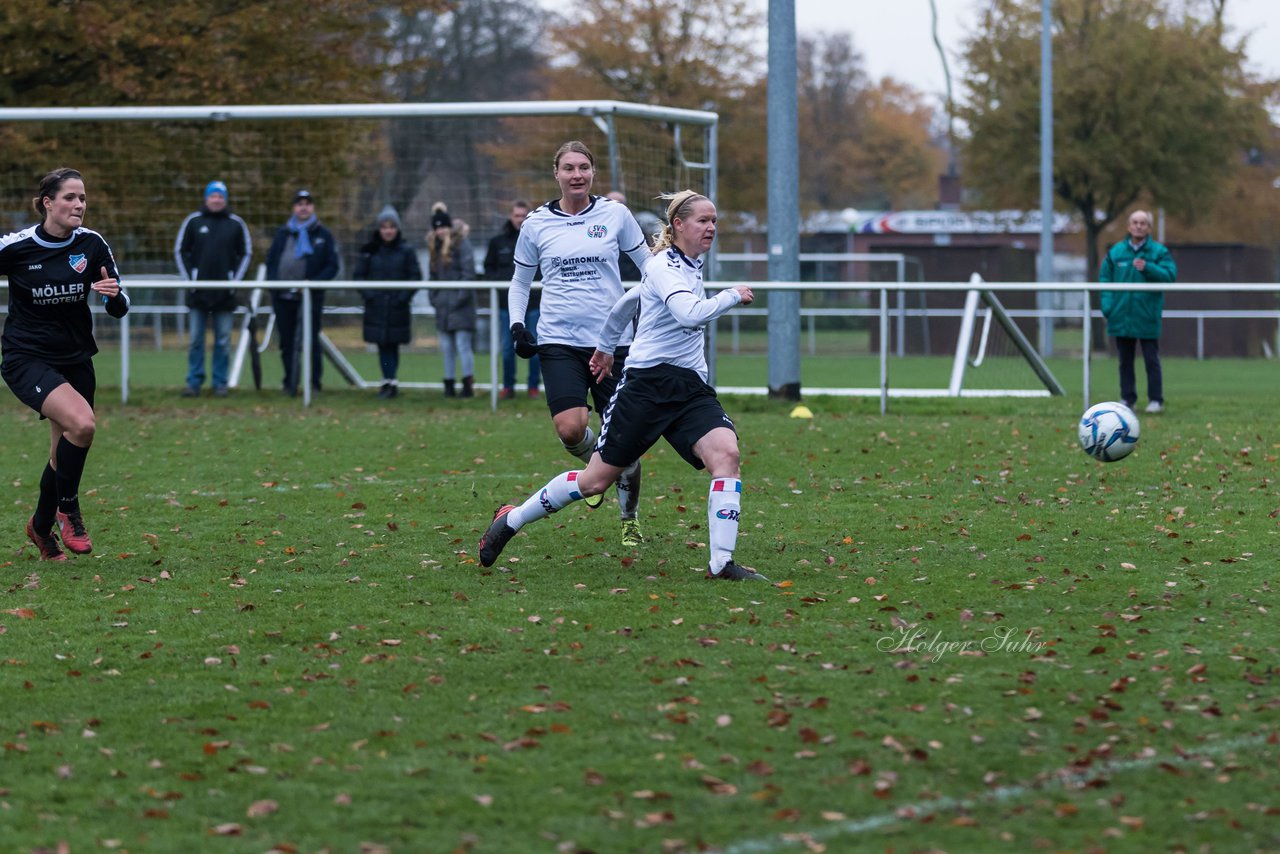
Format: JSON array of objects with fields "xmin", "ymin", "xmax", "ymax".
[{"xmin": 1099, "ymin": 210, "xmax": 1176, "ymax": 414}]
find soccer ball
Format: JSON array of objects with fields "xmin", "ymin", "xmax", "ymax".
[{"xmin": 1078, "ymin": 401, "xmax": 1140, "ymax": 462}]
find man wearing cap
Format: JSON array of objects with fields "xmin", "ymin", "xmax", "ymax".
[
  {"xmin": 265, "ymin": 189, "xmax": 340, "ymax": 395},
  {"xmin": 175, "ymin": 180, "xmax": 253, "ymax": 397}
]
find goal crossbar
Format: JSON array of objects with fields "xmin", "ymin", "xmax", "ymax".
[{"xmin": 0, "ymin": 100, "xmax": 719, "ymax": 126}]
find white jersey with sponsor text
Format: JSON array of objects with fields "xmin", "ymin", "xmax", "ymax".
[
  {"xmin": 624, "ymin": 247, "xmax": 742, "ymax": 382},
  {"xmin": 513, "ymin": 195, "xmax": 647, "ymax": 347}
]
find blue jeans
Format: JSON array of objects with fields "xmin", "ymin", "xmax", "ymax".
[
  {"xmin": 440, "ymin": 329, "xmax": 475, "ymax": 379},
  {"xmin": 499, "ymin": 307, "xmax": 541, "ymax": 391},
  {"xmin": 186, "ymin": 309, "xmax": 234, "ymax": 389}
]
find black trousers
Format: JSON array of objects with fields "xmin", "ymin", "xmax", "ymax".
[
  {"xmin": 1114, "ymin": 336, "xmax": 1162, "ymax": 406},
  {"xmin": 273, "ymin": 291, "xmax": 326, "ymax": 392}
]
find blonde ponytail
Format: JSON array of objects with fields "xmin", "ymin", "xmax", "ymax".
[{"xmin": 651, "ymin": 190, "xmax": 708, "ymax": 254}]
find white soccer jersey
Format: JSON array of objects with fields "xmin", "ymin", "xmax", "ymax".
[
  {"xmin": 598, "ymin": 247, "xmax": 742, "ymax": 383},
  {"xmin": 508, "ymin": 195, "xmax": 648, "ymax": 347}
]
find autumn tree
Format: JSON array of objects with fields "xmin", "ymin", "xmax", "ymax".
[
  {"xmin": 537, "ymin": 0, "xmax": 764, "ymax": 217},
  {"xmin": 541, "ymin": 6, "xmax": 943, "ymax": 223},
  {"xmin": 0, "ymin": 0, "xmax": 449, "ymax": 269},
  {"xmin": 797, "ymin": 33, "xmax": 943, "ymax": 213},
  {"xmin": 958, "ymin": 0, "xmax": 1267, "ymax": 278},
  {"xmin": 373, "ymin": 0, "xmax": 551, "ymax": 225}
]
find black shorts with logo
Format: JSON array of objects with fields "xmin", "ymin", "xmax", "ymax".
[
  {"xmin": 596, "ymin": 364, "xmax": 735, "ymax": 470},
  {"xmin": 538, "ymin": 343, "xmax": 629, "ymax": 418},
  {"xmin": 1, "ymin": 354, "xmax": 96, "ymax": 418}
]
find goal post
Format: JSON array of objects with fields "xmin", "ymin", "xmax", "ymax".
[
  {"xmin": 0, "ymin": 100, "xmax": 716, "ymax": 402},
  {"xmin": 949, "ymin": 277, "xmax": 1065, "ymax": 397}
]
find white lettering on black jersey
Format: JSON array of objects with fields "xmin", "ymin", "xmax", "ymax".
[{"xmin": 0, "ymin": 225, "xmax": 130, "ymax": 362}]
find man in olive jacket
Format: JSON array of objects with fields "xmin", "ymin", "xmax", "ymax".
[{"xmin": 1099, "ymin": 210, "xmax": 1176, "ymax": 414}]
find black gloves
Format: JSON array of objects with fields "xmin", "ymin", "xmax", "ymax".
[{"xmin": 511, "ymin": 322, "xmax": 539, "ymax": 359}]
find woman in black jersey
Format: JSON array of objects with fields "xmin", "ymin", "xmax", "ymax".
[{"xmin": 0, "ymin": 168, "xmax": 130, "ymax": 560}]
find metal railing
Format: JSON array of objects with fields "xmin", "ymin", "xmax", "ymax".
[{"xmin": 5, "ymin": 278, "xmax": 1275, "ymax": 413}]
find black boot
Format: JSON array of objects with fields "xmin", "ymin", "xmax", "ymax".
[
  {"xmin": 461, "ymin": 376, "xmax": 475, "ymax": 398},
  {"xmin": 443, "ymin": 379, "xmax": 456, "ymax": 397}
]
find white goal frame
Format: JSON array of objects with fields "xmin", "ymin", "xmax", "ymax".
[
  {"xmin": 0, "ymin": 99, "xmax": 718, "ymax": 406},
  {"xmin": 948, "ymin": 275, "xmax": 1066, "ymax": 398}
]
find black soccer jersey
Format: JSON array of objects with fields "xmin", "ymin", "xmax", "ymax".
[{"xmin": 0, "ymin": 224, "xmax": 130, "ymax": 363}]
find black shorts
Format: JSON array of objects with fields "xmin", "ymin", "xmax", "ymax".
[
  {"xmin": 596, "ymin": 364, "xmax": 736, "ymax": 470},
  {"xmin": 538, "ymin": 343, "xmax": 629, "ymax": 418},
  {"xmin": 1, "ymin": 354, "xmax": 96, "ymax": 418}
]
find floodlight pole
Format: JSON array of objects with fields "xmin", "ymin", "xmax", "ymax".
[
  {"xmin": 1038, "ymin": 0, "xmax": 1055, "ymax": 356},
  {"xmin": 767, "ymin": 0, "xmax": 801, "ymax": 400}
]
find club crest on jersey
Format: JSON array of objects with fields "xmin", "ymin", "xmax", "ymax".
[
  {"xmin": 587, "ymin": 225, "xmax": 608, "ymax": 239},
  {"xmin": 69, "ymin": 253, "xmax": 88, "ymax": 274}
]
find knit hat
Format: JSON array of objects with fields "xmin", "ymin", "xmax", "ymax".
[
  {"xmin": 377, "ymin": 205, "xmax": 402, "ymax": 230},
  {"xmin": 204, "ymin": 180, "xmax": 228, "ymax": 200},
  {"xmin": 431, "ymin": 206, "xmax": 452, "ymax": 230},
  {"xmin": 294, "ymin": 189, "xmax": 314, "ymax": 204}
]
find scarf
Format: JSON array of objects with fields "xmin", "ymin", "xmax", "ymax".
[{"xmin": 288, "ymin": 214, "xmax": 317, "ymax": 259}]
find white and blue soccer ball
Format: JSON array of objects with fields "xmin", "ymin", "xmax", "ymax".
[{"xmin": 1078, "ymin": 401, "xmax": 1140, "ymax": 462}]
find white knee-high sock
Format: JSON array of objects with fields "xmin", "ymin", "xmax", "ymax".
[
  {"xmin": 563, "ymin": 426, "xmax": 596, "ymax": 465},
  {"xmin": 508, "ymin": 470, "xmax": 587, "ymax": 530},
  {"xmin": 707, "ymin": 477, "xmax": 742, "ymax": 574}
]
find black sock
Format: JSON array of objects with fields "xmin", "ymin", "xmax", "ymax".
[
  {"xmin": 55, "ymin": 437, "xmax": 90, "ymax": 516},
  {"xmin": 33, "ymin": 463, "xmax": 58, "ymax": 532}
]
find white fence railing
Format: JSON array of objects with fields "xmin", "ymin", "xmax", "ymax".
[{"xmin": 4, "ymin": 278, "xmax": 1276, "ymax": 412}]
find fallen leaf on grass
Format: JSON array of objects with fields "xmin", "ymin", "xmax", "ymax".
[
  {"xmin": 700, "ymin": 774, "xmax": 737, "ymax": 795},
  {"xmin": 635, "ymin": 811, "xmax": 675, "ymax": 827},
  {"xmin": 246, "ymin": 799, "xmax": 278, "ymax": 817},
  {"xmin": 3, "ymin": 608, "xmax": 35, "ymax": 619},
  {"xmin": 211, "ymin": 823, "xmax": 242, "ymax": 836}
]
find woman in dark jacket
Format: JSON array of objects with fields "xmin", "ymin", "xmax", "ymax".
[
  {"xmin": 353, "ymin": 206, "xmax": 422, "ymax": 398},
  {"xmin": 426, "ymin": 202, "xmax": 477, "ymax": 397}
]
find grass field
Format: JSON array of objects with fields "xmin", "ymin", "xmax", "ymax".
[{"xmin": 1, "ymin": 357, "xmax": 1277, "ymax": 853}]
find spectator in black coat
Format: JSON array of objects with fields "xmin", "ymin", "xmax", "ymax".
[
  {"xmin": 354, "ymin": 206, "xmax": 422, "ymax": 398},
  {"xmin": 484, "ymin": 200, "xmax": 539, "ymax": 398},
  {"xmin": 174, "ymin": 180, "xmax": 252, "ymax": 397},
  {"xmin": 265, "ymin": 189, "xmax": 339, "ymax": 395}
]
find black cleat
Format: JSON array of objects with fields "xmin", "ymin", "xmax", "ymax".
[
  {"xmin": 478, "ymin": 505, "xmax": 517, "ymax": 567},
  {"xmin": 706, "ymin": 561, "xmax": 769, "ymax": 582}
]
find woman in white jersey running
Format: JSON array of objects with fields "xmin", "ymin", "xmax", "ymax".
[
  {"xmin": 480, "ymin": 190, "xmax": 765, "ymax": 581},
  {"xmin": 506, "ymin": 140, "xmax": 652, "ymax": 547}
]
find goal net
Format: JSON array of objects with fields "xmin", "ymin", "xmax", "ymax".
[
  {"xmin": 0, "ymin": 101, "xmax": 716, "ymax": 393},
  {"xmin": 948, "ymin": 286, "xmax": 1065, "ymax": 397}
]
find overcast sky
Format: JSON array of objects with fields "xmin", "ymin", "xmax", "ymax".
[{"xmin": 790, "ymin": 0, "xmax": 1279, "ymax": 99}]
